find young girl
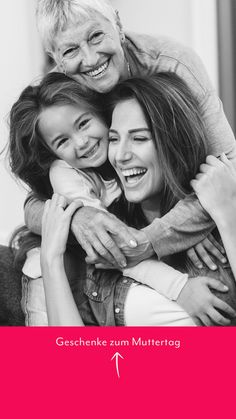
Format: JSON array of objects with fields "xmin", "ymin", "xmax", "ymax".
[{"xmin": 9, "ymin": 72, "xmax": 235, "ymax": 326}]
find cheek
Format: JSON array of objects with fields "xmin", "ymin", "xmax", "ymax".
[
  {"xmin": 103, "ymin": 36, "xmax": 123, "ymax": 56},
  {"xmin": 108, "ymin": 147, "xmax": 115, "ymax": 165}
]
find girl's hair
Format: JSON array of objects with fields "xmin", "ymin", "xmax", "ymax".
[
  {"xmin": 106, "ymin": 72, "xmax": 208, "ymax": 222},
  {"xmin": 36, "ymin": 0, "xmax": 117, "ymax": 54},
  {"xmin": 9, "ymin": 72, "xmax": 105, "ymax": 198}
]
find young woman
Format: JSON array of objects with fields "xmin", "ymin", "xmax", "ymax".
[{"xmin": 9, "ymin": 73, "xmax": 236, "ymax": 326}]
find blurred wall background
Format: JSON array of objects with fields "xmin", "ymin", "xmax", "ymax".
[{"xmin": 0, "ymin": 0, "xmax": 232, "ymax": 243}]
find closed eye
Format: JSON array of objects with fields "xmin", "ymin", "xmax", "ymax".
[
  {"xmin": 78, "ymin": 118, "xmax": 91, "ymax": 129},
  {"xmin": 108, "ymin": 136, "xmax": 119, "ymax": 143},
  {"xmin": 133, "ymin": 136, "xmax": 150, "ymax": 142},
  {"xmin": 63, "ymin": 46, "xmax": 79, "ymax": 58},
  {"xmin": 56, "ymin": 138, "xmax": 69, "ymax": 149},
  {"xmin": 89, "ymin": 31, "xmax": 104, "ymax": 44}
]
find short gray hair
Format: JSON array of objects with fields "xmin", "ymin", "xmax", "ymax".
[{"xmin": 36, "ymin": 0, "xmax": 117, "ymax": 53}]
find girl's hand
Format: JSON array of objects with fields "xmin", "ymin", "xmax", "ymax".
[
  {"xmin": 177, "ymin": 276, "xmax": 236, "ymax": 326},
  {"xmin": 191, "ymin": 154, "xmax": 236, "ymax": 221},
  {"xmin": 41, "ymin": 193, "xmax": 83, "ymax": 261},
  {"xmin": 186, "ymin": 234, "xmax": 227, "ymax": 271}
]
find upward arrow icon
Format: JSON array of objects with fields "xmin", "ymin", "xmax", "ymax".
[{"xmin": 111, "ymin": 352, "xmax": 124, "ymax": 378}]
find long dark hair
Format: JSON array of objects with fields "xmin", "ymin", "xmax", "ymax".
[
  {"xmin": 9, "ymin": 72, "xmax": 106, "ymax": 198},
  {"xmin": 106, "ymin": 72, "xmax": 208, "ymax": 226}
]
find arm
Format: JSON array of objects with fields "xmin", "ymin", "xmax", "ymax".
[
  {"xmin": 191, "ymin": 154, "xmax": 236, "ymax": 279},
  {"xmin": 41, "ymin": 194, "xmax": 84, "ymax": 326},
  {"xmin": 123, "ymin": 258, "xmax": 188, "ymax": 301},
  {"xmin": 50, "ymin": 160, "xmax": 141, "ymax": 267},
  {"xmin": 24, "ymin": 192, "xmax": 44, "ymax": 235},
  {"xmin": 50, "ymin": 159, "xmax": 109, "ymax": 210},
  {"xmin": 25, "ymin": 160, "xmax": 140, "ymax": 267},
  {"xmin": 143, "ymin": 195, "xmax": 214, "ymax": 258},
  {"xmin": 24, "ymin": 159, "xmax": 108, "ymax": 235}
]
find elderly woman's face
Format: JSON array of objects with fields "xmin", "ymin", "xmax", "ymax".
[
  {"xmin": 108, "ymin": 98, "xmax": 164, "ymax": 206},
  {"xmin": 54, "ymin": 13, "xmax": 127, "ymax": 93}
]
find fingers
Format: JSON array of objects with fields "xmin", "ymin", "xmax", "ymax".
[
  {"xmin": 207, "ymin": 307, "xmax": 231, "ymax": 325},
  {"xmin": 95, "ymin": 229, "xmax": 127, "ymax": 267},
  {"xmin": 219, "ymin": 153, "xmax": 230, "ymax": 165},
  {"xmin": 190, "ymin": 179, "xmax": 197, "ymax": 192},
  {"xmin": 213, "ymin": 296, "xmax": 236, "ymax": 319},
  {"xmin": 64, "ymin": 200, "xmax": 83, "ymax": 218},
  {"xmin": 51, "ymin": 193, "xmax": 67, "ymax": 209},
  {"xmin": 187, "ymin": 236, "xmax": 227, "ymax": 271},
  {"xmin": 207, "ymin": 234, "xmax": 225, "ymax": 254},
  {"xmin": 195, "ymin": 243, "xmax": 218, "ymax": 270},
  {"xmin": 107, "ymin": 219, "xmax": 137, "ymax": 248},
  {"xmin": 205, "ymin": 155, "xmax": 222, "ymax": 167},
  {"xmin": 87, "ymin": 234, "xmax": 120, "ymax": 266},
  {"xmin": 205, "ymin": 277, "xmax": 228, "ymax": 292},
  {"xmin": 203, "ymin": 238, "xmax": 226, "ymax": 264},
  {"xmin": 186, "ymin": 247, "xmax": 203, "ymax": 269},
  {"xmin": 199, "ymin": 314, "xmax": 213, "ymax": 326}
]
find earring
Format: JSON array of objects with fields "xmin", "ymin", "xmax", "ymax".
[{"xmin": 121, "ymin": 33, "xmax": 126, "ymax": 43}]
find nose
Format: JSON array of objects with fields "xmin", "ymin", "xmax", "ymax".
[
  {"xmin": 73, "ymin": 133, "xmax": 89, "ymax": 151},
  {"xmin": 115, "ymin": 139, "xmax": 133, "ymax": 163},
  {"xmin": 80, "ymin": 43, "xmax": 98, "ymax": 68}
]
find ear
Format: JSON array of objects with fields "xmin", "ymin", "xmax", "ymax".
[{"xmin": 115, "ymin": 9, "xmax": 125, "ymax": 43}]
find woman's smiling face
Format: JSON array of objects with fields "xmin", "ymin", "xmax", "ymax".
[
  {"xmin": 108, "ymin": 98, "xmax": 164, "ymax": 207},
  {"xmin": 54, "ymin": 12, "xmax": 127, "ymax": 93},
  {"xmin": 38, "ymin": 103, "xmax": 109, "ymax": 169}
]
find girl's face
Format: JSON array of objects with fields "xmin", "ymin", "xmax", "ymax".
[
  {"xmin": 108, "ymin": 98, "xmax": 164, "ymax": 207},
  {"xmin": 38, "ymin": 104, "xmax": 109, "ymax": 169}
]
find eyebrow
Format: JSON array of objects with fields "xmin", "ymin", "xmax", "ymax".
[
  {"xmin": 51, "ymin": 112, "xmax": 90, "ymax": 147},
  {"xmin": 109, "ymin": 128, "xmax": 151, "ymax": 134}
]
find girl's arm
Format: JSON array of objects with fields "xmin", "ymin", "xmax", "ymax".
[
  {"xmin": 191, "ymin": 154, "xmax": 236, "ymax": 280},
  {"xmin": 41, "ymin": 194, "xmax": 84, "ymax": 326}
]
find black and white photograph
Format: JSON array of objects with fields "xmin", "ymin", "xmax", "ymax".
[{"xmin": 1, "ymin": 0, "xmax": 236, "ymax": 329}]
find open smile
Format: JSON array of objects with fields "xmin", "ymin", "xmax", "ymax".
[
  {"xmin": 120, "ymin": 167, "xmax": 147, "ymax": 185},
  {"xmin": 84, "ymin": 60, "xmax": 110, "ymax": 79},
  {"xmin": 82, "ymin": 142, "xmax": 99, "ymax": 158}
]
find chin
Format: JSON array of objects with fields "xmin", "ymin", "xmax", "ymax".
[{"xmin": 124, "ymin": 193, "xmax": 143, "ymax": 204}]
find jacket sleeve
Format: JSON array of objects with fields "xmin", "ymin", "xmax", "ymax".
[{"xmin": 50, "ymin": 160, "xmax": 107, "ymax": 211}]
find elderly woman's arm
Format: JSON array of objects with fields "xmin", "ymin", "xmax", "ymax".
[
  {"xmin": 191, "ymin": 154, "xmax": 236, "ymax": 279},
  {"xmin": 41, "ymin": 194, "xmax": 84, "ymax": 326}
]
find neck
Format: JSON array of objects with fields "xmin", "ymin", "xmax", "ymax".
[{"xmin": 141, "ymin": 197, "xmax": 161, "ymax": 223}]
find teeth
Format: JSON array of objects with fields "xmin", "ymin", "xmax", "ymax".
[
  {"xmin": 122, "ymin": 168, "xmax": 147, "ymax": 177},
  {"xmin": 85, "ymin": 61, "xmax": 109, "ymax": 78},
  {"xmin": 83, "ymin": 143, "xmax": 98, "ymax": 158}
]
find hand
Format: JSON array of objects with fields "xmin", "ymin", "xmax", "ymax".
[
  {"xmin": 186, "ymin": 234, "xmax": 227, "ymax": 271},
  {"xmin": 71, "ymin": 207, "xmax": 138, "ymax": 268},
  {"xmin": 191, "ymin": 154, "xmax": 236, "ymax": 222},
  {"xmin": 177, "ymin": 276, "xmax": 236, "ymax": 326},
  {"xmin": 41, "ymin": 193, "xmax": 83, "ymax": 262},
  {"xmin": 85, "ymin": 227, "xmax": 154, "ymax": 270}
]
